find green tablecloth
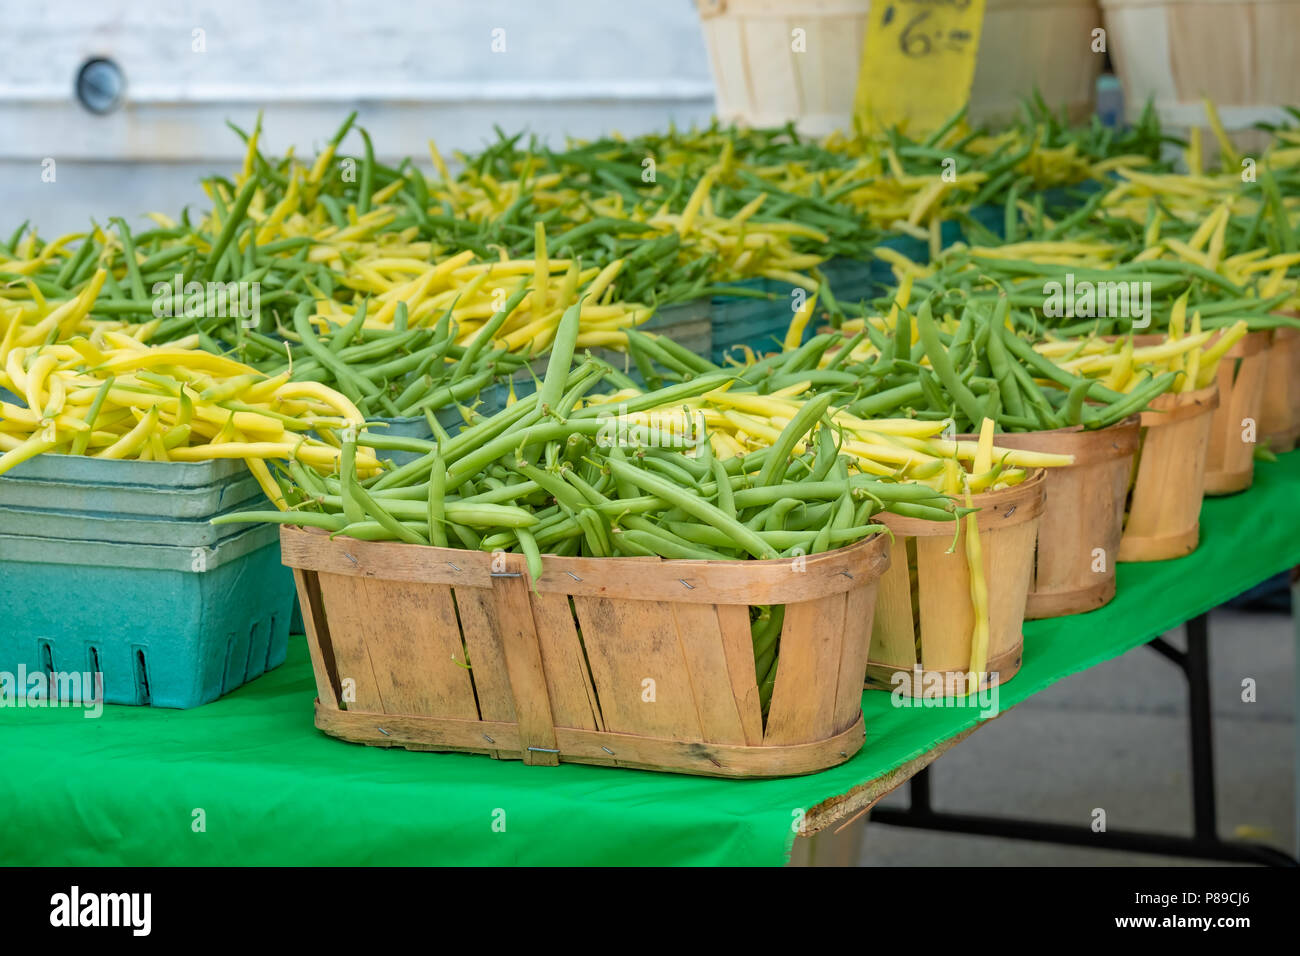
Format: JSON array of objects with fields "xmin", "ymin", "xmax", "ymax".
[{"xmin": 4, "ymin": 453, "xmax": 1298, "ymax": 867}]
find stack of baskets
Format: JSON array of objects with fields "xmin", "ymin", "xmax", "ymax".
[{"xmin": 0, "ymin": 456, "xmax": 295, "ymax": 708}]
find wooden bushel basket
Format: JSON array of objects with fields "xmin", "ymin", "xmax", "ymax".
[
  {"xmin": 282, "ymin": 526, "xmax": 889, "ymax": 778},
  {"xmin": 1206, "ymin": 328, "xmax": 1272, "ymax": 495},
  {"xmin": 1261, "ymin": 325, "xmax": 1300, "ymax": 453},
  {"xmin": 696, "ymin": 0, "xmax": 1102, "ymax": 134},
  {"xmin": 1101, "ymin": 0, "xmax": 1300, "ymax": 160},
  {"xmin": 976, "ymin": 420, "xmax": 1140, "ymax": 619},
  {"xmin": 865, "ymin": 471, "xmax": 1045, "ymax": 697},
  {"xmin": 971, "ymin": 0, "xmax": 1105, "ymax": 126},
  {"xmin": 1118, "ymin": 385, "xmax": 1219, "ymax": 562}
]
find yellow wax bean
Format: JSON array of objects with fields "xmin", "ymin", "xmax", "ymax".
[
  {"xmin": 0, "ymin": 403, "xmax": 88, "ymax": 432},
  {"xmin": 583, "ymin": 259, "xmax": 624, "ymax": 305},
  {"xmin": 454, "ymin": 258, "xmax": 571, "ymax": 279},
  {"xmin": 1195, "ymin": 320, "xmax": 1248, "ymax": 380},
  {"xmin": 96, "ymin": 406, "xmax": 159, "ymax": 459},
  {"xmin": 245, "ymin": 457, "xmax": 288, "ymax": 510},
  {"xmin": 831, "ymin": 412, "xmax": 947, "ymax": 438},
  {"xmin": 965, "ymin": 491, "xmax": 990, "ymax": 681},
  {"xmin": 783, "ymin": 294, "xmax": 816, "ymax": 351},
  {"xmin": 974, "ymin": 418, "xmax": 995, "ymax": 475},
  {"xmin": 758, "ymin": 268, "xmax": 819, "ymax": 292},
  {"xmin": 532, "ymin": 222, "xmax": 550, "ymax": 312},
  {"xmin": 17, "ymin": 269, "xmax": 107, "ymax": 347},
  {"xmin": 1262, "ymin": 266, "xmax": 1289, "ymax": 299},
  {"xmin": 1244, "ymin": 252, "xmax": 1300, "ymax": 273},
  {"xmin": 22, "ymin": 352, "xmax": 59, "ymax": 415},
  {"xmin": 703, "ymin": 390, "xmax": 799, "ymax": 420},
  {"xmin": 1104, "ymin": 339, "xmax": 1134, "ymax": 391},
  {"xmin": 0, "ymin": 433, "xmax": 62, "ymax": 477},
  {"xmin": 98, "ymin": 331, "xmax": 153, "ymax": 353},
  {"xmin": 273, "ymin": 381, "xmax": 364, "ymax": 425},
  {"xmin": 1163, "ymin": 238, "xmax": 1215, "ymax": 271},
  {"xmin": 574, "ymin": 331, "xmax": 631, "ymax": 348},
  {"xmin": 97, "ymin": 347, "xmax": 251, "ymax": 378},
  {"xmin": 677, "ymin": 168, "xmax": 717, "ymax": 237},
  {"xmin": 919, "ymin": 439, "xmax": 1074, "ymax": 468},
  {"xmin": 1184, "ymin": 315, "xmax": 1203, "ymax": 394},
  {"xmin": 553, "ymin": 262, "xmax": 582, "ymax": 313},
  {"xmin": 841, "ymin": 438, "xmax": 941, "ymax": 468},
  {"xmin": 243, "ymin": 371, "xmax": 291, "ymax": 404},
  {"xmin": 1186, "ymin": 203, "xmax": 1226, "ymax": 252}
]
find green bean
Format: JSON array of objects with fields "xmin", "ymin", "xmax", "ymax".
[
  {"xmin": 917, "ymin": 367, "xmax": 947, "ymax": 412},
  {"xmin": 710, "ymin": 458, "xmax": 736, "ymax": 518},
  {"xmin": 609, "ymin": 459, "xmax": 776, "ymax": 560},
  {"xmin": 515, "ymin": 528, "xmax": 543, "ymax": 583},
  {"xmin": 538, "ymin": 297, "xmax": 585, "ymax": 413},
  {"xmin": 640, "ymin": 329, "xmax": 704, "ymax": 378},
  {"xmin": 915, "ymin": 299, "xmax": 983, "ymax": 425},
  {"xmin": 454, "ymin": 284, "xmax": 529, "ymax": 382},
  {"xmin": 756, "ymin": 393, "xmax": 833, "ymax": 487},
  {"xmin": 211, "ymin": 510, "xmax": 345, "ymax": 531},
  {"xmin": 848, "ymin": 381, "xmax": 925, "ymax": 417},
  {"xmin": 202, "ymin": 177, "xmax": 258, "ymax": 282},
  {"xmin": 292, "ymin": 300, "xmax": 379, "ymax": 402},
  {"xmin": 569, "ymin": 371, "xmax": 733, "ymax": 419},
  {"xmin": 70, "ymin": 377, "xmax": 114, "ymax": 455},
  {"xmin": 985, "ymin": 299, "xmax": 1026, "ymax": 418},
  {"xmin": 641, "ymin": 454, "xmax": 699, "ymax": 487},
  {"xmin": 650, "ymin": 329, "xmax": 720, "ymax": 375},
  {"xmin": 1064, "ymin": 379, "xmax": 1090, "ymax": 426},
  {"xmin": 398, "ymin": 366, "xmax": 495, "ymax": 417},
  {"xmin": 762, "ymin": 497, "xmax": 804, "ymax": 532},
  {"xmin": 616, "ymin": 528, "xmax": 723, "ymax": 561},
  {"xmin": 1092, "ymin": 371, "xmax": 1180, "ymax": 428},
  {"xmin": 427, "ymin": 451, "xmax": 449, "ymax": 547},
  {"xmin": 575, "ymin": 508, "xmax": 612, "ymax": 557},
  {"xmin": 893, "ymin": 307, "xmax": 911, "ymax": 363},
  {"xmin": 339, "ymin": 439, "xmax": 366, "ymax": 524},
  {"xmin": 328, "ymin": 298, "xmax": 370, "ymax": 354},
  {"xmin": 509, "ymin": 459, "xmax": 592, "ymax": 514},
  {"xmin": 55, "ymin": 235, "xmax": 97, "ymax": 289}
]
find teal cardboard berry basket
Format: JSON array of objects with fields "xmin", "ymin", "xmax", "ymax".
[
  {"xmin": 0, "ymin": 455, "xmax": 297, "ymax": 706},
  {"xmin": 0, "ymin": 523, "xmax": 293, "ymax": 709},
  {"xmin": 710, "ymin": 277, "xmax": 804, "ymax": 364}
]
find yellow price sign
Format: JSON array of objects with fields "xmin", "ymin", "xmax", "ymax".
[{"xmin": 853, "ymin": 0, "xmax": 987, "ymax": 136}]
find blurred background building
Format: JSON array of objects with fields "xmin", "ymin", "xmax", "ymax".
[{"xmin": 0, "ymin": 0, "xmax": 716, "ymax": 232}]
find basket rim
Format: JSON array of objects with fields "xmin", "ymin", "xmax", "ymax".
[
  {"xmin": 280, "ymin": 522, "xmax": 891, "ymax": 604},
  {"xmin": 1218, "ymin": 327, "xmax": 1275, "ymax": 357},
  {"xmin": 876, "ymin": 468, "xmax": 1046, "ymax": 535},
  {"xmin": 956, "ymin": 415, "xmax": 1142, "ymax": 461},
  {"xmin": 1142, "ymin": 382, "xmax": 1220, "ymax": 424}
]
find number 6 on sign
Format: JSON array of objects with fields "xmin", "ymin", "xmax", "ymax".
[{"xmin": 853, "ymin": 0, "xmax": 987, "ymax": 136}]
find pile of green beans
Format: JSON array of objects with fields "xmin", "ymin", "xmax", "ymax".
[
  {"xmin": 217, "ymin": 298, "xmax": 962, "ymax": 715},
  {"xmin": 0, "ymin": 216, "xmax": 317, "ymax": 346},
  {"xmin": 765, "ymin": 295, "xmax": 1181, "ymax": 433},
  {"xmin": 460, "ymin": 101, "xmax": 1169, "ymax": 258},
  {"xmin": 208, "ymin": 103, "xmax": 1171, "ymax": 310},
  {"xmin": 45, "ymin": 205, "xmax": 532, "ymax": 423},
  {"xmin": 261, "ymin": 293, "xmax": 529, "ymax": 421},
  {"xmin": 904, "ymin": 251, "xmax": 1298, "ymax": 338}
]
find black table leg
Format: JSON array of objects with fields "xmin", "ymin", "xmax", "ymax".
[{"xmin": 870, "ymin": 613, "xmax": 1298, "ymax": 866}]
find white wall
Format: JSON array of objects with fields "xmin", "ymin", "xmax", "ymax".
[{"xmin": 0, "ymin": 0, "xmax": 717, "ymax": 233}]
